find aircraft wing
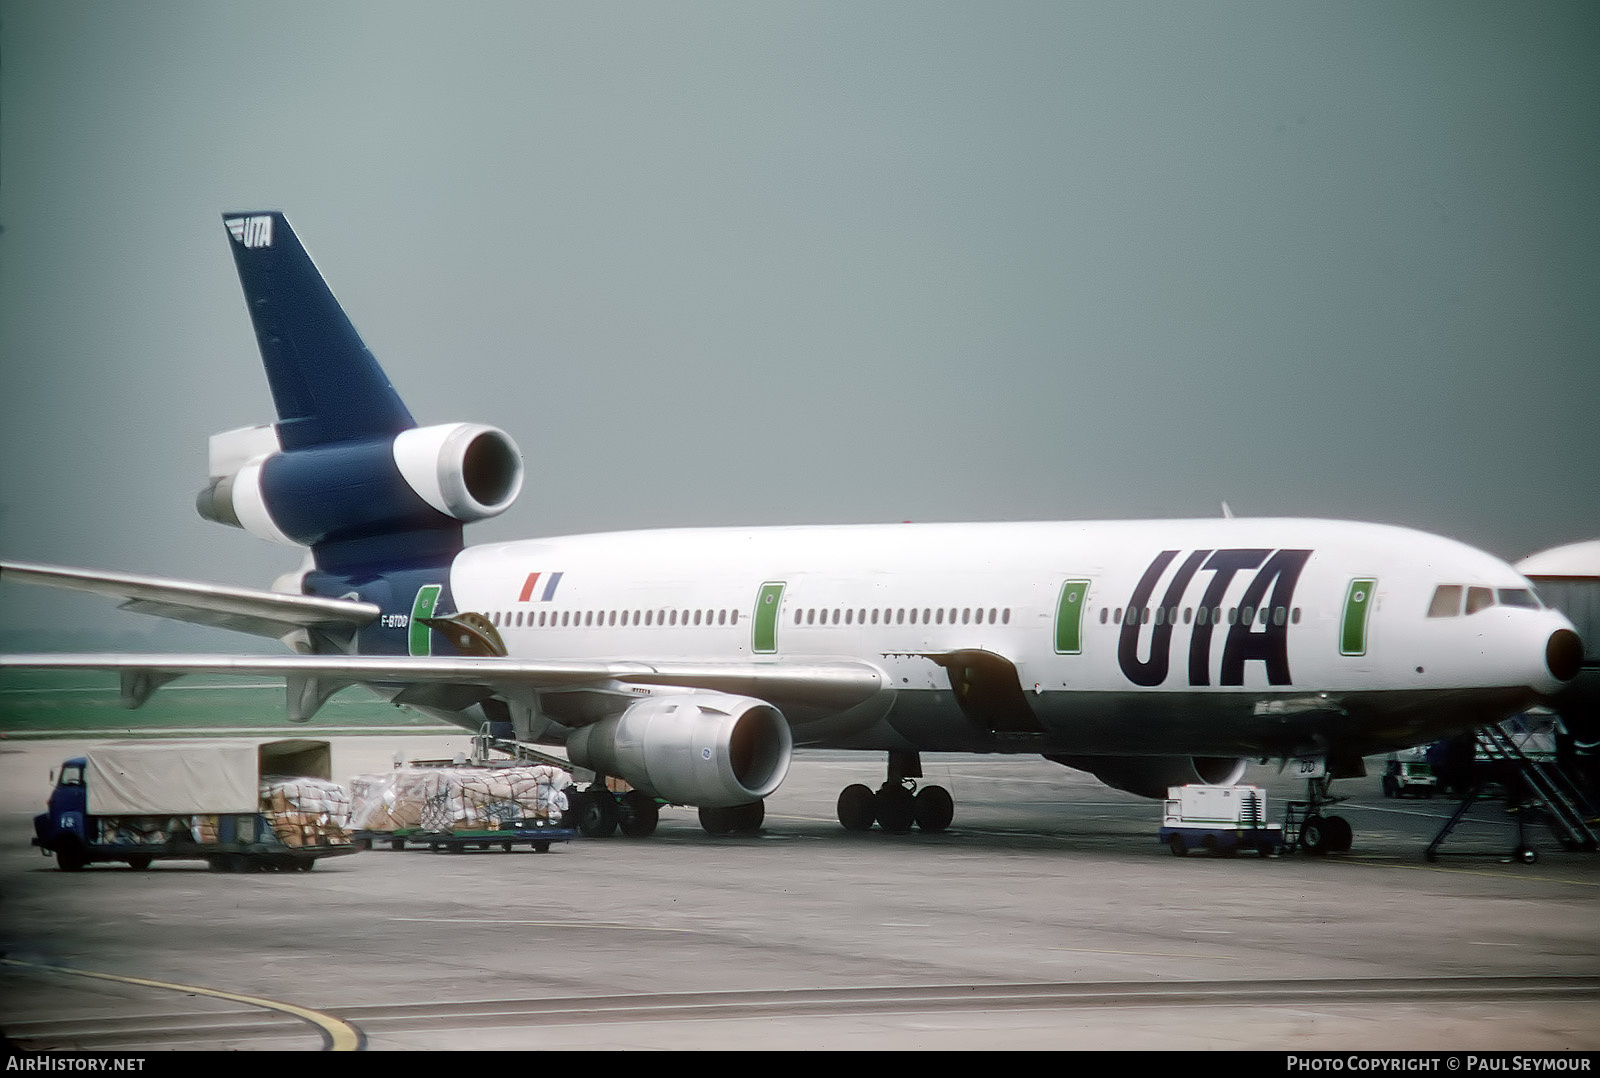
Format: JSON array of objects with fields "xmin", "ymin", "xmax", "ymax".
[
  {"xmin": 0, "ymin": 560, "xmax": 378, "ymax": 645},
  {"xmin": 0, "ymin": 652, "xmax": 886, "ymax": 722}
]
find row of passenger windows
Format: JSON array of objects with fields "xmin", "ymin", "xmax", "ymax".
[
  {"xmin": 1427, "ymin": 585, "xmax": 1540, "ymax": 618},
  {"xmin": 492, "ymin": 608, "xmax": 742, "ymax": 629},
  {"xmin": 1100, "ymin": 605, "xmax": 1302, "ymax": 628},
  {"xmin": 492, "ymin": 604, "xmax": 1306, "ymax": 631},
  {"xmin": 793, "ymin": 607, "xmax": 1012, "ymax": 626}
]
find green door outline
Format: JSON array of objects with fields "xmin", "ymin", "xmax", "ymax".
[
  {"xmin": 409, "ymin": 584, "xmax": 442, "ymax": 656},
  {"xmin": 753, "ymin": 582, "xmax": 786, "ymax": 654},
  {"xmin": 1340, "ymin": 578, "xmax": 1376, "ymax": 656},
  {"xmin": 1054, "ymin": 579, "xmax": 1091, "ymax": 655}
]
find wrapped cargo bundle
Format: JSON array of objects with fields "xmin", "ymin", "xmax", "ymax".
[
  {"xmin": 350, "ymin": 765, "xmax": 570, "ymax": 834},
  {"xmin": 95, "ymin": 815, "xmax": 227, "ymax": 845},
  {"xmin": 260, "ymin": 776, "xmax": 353, "ymax": 848},
  {"xmin": 193, "ymin": 815, "xmax": 220, "ymax": 844},
  {"xmin": 97, "ymin": 816, "xmax": 180, "ymax": 846}
]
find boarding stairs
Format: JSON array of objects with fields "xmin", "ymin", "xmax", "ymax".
[{"xmin": 1424, "ymin": 722, "xmax": 1599, "ymax": 863}]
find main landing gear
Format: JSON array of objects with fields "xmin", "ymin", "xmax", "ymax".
[
  {"xmin": 565, "ymin": 785, "xmax": 663, "ymax": 838},
  {"xmin": 564, "ymin": 781, "xmax": 765, "ymax": 838},
  {"xmin": 836, "ymin": 752, "xmax": 954, "ymax": 834},
  {"xmin": 697, "ymin": 801, "xmax": 765, "ymax": 836}
]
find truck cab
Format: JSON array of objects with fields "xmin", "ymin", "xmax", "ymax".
[{"xmin": 32, "ymin": 758, "xmax": 94, "ymax": 870}]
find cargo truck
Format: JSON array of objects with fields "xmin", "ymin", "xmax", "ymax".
[{"xmin": 32, "ymin": 739, "xmax": 357, "ymax": 872}]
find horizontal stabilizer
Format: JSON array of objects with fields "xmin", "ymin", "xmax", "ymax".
[{"xmin": 0, "ymin": 561, "xmax": 379, "ymax": 643}]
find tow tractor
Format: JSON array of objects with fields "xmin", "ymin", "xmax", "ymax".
[{"xmin": 1159, "ymin": 784, "xmax": 1284, "ymax": 857}]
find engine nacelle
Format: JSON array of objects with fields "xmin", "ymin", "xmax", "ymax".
[
  {"xmin": 566, "ymin": 693, "xmax": 793, "ymax": 808},
  {"xmin": 197, "ymin": 422, "xmax": 523, "ymax": 549},
  {"xmin": 1046, "ymin": 754, "xmax": 1249, "ymax": 800},
  {"xmin": 391, "ymin": 423, "xmax": 523, "ymax": 523}
]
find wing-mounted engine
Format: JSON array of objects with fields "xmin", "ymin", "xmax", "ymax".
[
  {"xmin": 1045, "ymin": 754, "xmax": 1248, "ymax": 799},
  {"xmin": 196, "ymin": 421, "xmax": 523, "ymax": 563},
  {"xmin": 565, "ymin": 692, "xmax": 793, "ymax": 808}
]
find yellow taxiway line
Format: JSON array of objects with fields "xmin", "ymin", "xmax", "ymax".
[{"xmin": 2, "ymin": 957, "xmax": 364, "ymax": 1051}]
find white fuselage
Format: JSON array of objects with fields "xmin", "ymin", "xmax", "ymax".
[{"xmin": 448, "ymin": 518, "xmax": 1572, "ymax": 759}]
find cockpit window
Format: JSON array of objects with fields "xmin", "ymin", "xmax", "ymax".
[
  {"xmin": 1427, "ymin": 585, "xmax": 1462, "ymax": 618},
  {"xmin": 1430, "ymin": 583, "xmax": 1542, "ymax": 618}
]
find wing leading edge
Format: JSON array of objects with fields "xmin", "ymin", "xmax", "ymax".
[{"xmin": 0, "ymin": 652, "xmax": 887, "ymax": 724}]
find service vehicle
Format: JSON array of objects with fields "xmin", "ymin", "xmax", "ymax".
[
  {"xmin": 32, "ymin": 738, "xmax": 356, "ymax": 872},
  {"xmin": 1381, "ymin": 753, "xmax": 1438, "ymax": 798},
  {"xmin": 1159, "ymin": 783, "xmax": 1284, "ymax": 857}
]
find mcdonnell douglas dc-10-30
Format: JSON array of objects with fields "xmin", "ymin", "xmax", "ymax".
[{"xmin": 1, "ymin": 213, "xmax": 1583, "ymax": 850}]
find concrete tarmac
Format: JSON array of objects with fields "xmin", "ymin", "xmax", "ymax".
[{"xmin": 2, "ymin": 735, "xmax": 1598, "ymax": 1051}]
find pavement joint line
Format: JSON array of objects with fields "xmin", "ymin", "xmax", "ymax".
[{"xmin": 1337, "ymin": 856, "xmax": 1600, "ymax": 885}]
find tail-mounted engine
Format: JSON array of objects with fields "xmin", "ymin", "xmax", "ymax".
[
  {"xmin": 566, "ymin": 693, "xmax": 793, "ymax": 808},
  {"xmin": 196, "ymin": 421, "xmax": 523, "ymax": 563}
]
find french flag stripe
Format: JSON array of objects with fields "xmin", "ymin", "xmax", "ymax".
[
  {"xmin": 541, "ymin": 572, "xmax": 563, "ymax": 601},
  {"xmin": 518, "ymin": 573, "xmax": 541, "ymax": 602}
]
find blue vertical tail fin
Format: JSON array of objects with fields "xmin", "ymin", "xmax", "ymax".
[
  {"xmin": 222, "ymin": 212, "xmax": 415, "ymax": 450},
  {"xmin": 203, "ymin": 213, "xmax": 523, "ymax": 587}
]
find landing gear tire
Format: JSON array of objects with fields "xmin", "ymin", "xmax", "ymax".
[
  {"xmin": 874, "ymin": 785, "xmax": 915, "ymax": 834},
  {"xmin": 1382, "ymin": 776, "xmax": 1398, "ymax": 799},
  {"xmin": 837, "ymin": 784, "xmax": 876, "ymax": 831},
  {"xmin": 1515, "ymin": 846, "xmax": 1538, "ymax": 865},
  {"xmin": 913, "ymin": 786, "xmax": 954, "ymax": 833},
  {"xmin": 618, "ymin": 791, "xmax": 660, "ymax": 838},
  {"xmin": 1324, "ymin": 815, "xmax": 1353, "ymax": 853},
  {"xmin": 1300, "ymin": 814, "xmax": 1328, "ymax": 854},
  {"xmin": 699, "ymin": 801, "xmax": 764, "ymax": 836},
  {"xmin": 573, "ymin": 790, "xmax": 620, "ymax": 838},
  {"xmin": 734, "ymin": 800, "xmax": 764, "ymax": 833},
  {"xmin": 699, "ymin": 805, "xmax": 732, "ymax": 836}
]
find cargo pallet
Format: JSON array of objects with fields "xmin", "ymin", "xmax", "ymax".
[{"xmin": 354, "ymin": 823, "xmax": 576, "ymax": 854}]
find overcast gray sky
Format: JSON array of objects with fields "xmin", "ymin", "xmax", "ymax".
[{"xmin": 2, "ymin": 2, "xmax": 1596, "ymax": 636}]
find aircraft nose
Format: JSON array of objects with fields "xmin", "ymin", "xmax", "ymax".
[{"xmin": 1547, "ymin": 628, "xmax": 1583, "ymax": 682}]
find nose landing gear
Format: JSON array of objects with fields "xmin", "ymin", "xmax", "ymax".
[{"xmin": 1286, "ymin": 774, "xmax": 1355, "ymax": 854}]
